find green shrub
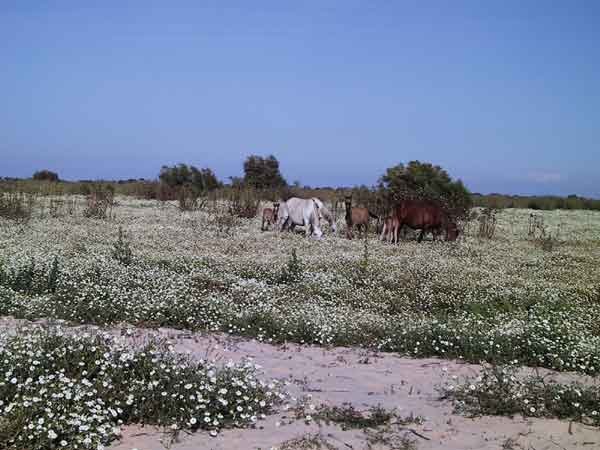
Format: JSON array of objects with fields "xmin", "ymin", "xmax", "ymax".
[
  {"xmin": 442, "ymin": 364, "xmax": 600, "ymax": 426},
  {"xmin": 0, "ymin": 330, "xmax": 284, "ymax": 450}
]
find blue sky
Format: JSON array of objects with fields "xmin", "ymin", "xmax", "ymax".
[{"xmin": 1, "ymin": 1, "xmax": 599, "ymax": 197}]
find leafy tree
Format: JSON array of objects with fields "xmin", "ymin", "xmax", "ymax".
[
  {"xmin": 242, "ymin": 155, "xmax": 287, "ymax": 190},
  {"xmin": 32, "ymin": 170, "xmax": 59, "ymax": 182},
  {"xmin": 378, "ymin": 160, "xmax": 471, "ymax": 217},
  {"xmin": 159, "ymin": 164, "xmax": 220, "ymax": 193}
]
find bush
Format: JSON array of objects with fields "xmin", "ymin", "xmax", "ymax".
[
  {"xmin": 379, "ymin": 160, "xmax": 471, "ymax": 218},
  {"xmin": 0, "ymin": 191, "xmax": 34, "ymax": 222},
  {"xmin": 243, "ymin": 155, "xmax": 287, "ymax": 190},
  {"xmin": 442, "ymin": 364, "xmax": 600, "ymax": 426},
  {"xmin": 32, "ymin": 169, "xmax": 59, "ymax": 182},
  {"xmin": 0, "ymin": 329, "xmax": 285, "ymax": 450},
  {"xmin": 159, "ymin": 164, "xmax": 220, "ymax": 195},
  {"xmin": 83, "ymin": 186, "xmax": 115, "ymax": 219},
  {"xmin": 279, "ymin": 249, "xmax": 304, "ymax": 284},
  {"xmin": 228, "ymin": 187, "xmax": 260, "ymax": 218},
  {"xmin": 112, "ymin": 227, "xmax": 133, "ymax": 266}
]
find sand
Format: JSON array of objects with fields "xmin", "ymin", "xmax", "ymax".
[{"xmin": 1, "ymin": 318, "xmax": 597, "ymax": 450}]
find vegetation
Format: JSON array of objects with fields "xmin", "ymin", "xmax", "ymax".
[
  {"xmin": 1, "ymin": 198, "xmax": 599, "ymax": 375},
  {"xmin": 159, "ymin": 163, "xmax": 221, "ymax": 193},
  {"xmin": 2, "ymin": 175, "xmax": 598, "ymax": 212},
  {"xmin": 32, "ymin": 169, "xmax": 59, "ymax": 182},
  {"xmin": 112, "ymin": 226, "xmax": 133, "ymax": 266},
  {"xmin": 442, "ymin": 364, "xmax": 600, "ymax": 426},
  {"xmin": 0, "ymin": 330, "xmax": 283, "ymax": 449},
  {"xmin": 242, "ymin": 154, "xmax": 287, "ymax": 190},
  {"xmin": 379, "ymin": 160, "xmax": 472, "ymax": 217},
  {"xmin": 0, "ymin": 191, "xmax": 599, "ymax": 447},
  {"xmin": 473, "ymin": 192, "xmax": 600, "ymax": 211}
]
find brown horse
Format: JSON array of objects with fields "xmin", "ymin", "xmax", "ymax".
[
  {"xmin": 344, "ymin": 195, "xmax": 379, "ymax": 239},
  {"xmin": 261, "ymin": 202, "xmax": 280, "ymax": 231},
  {"xmin": 390, "ymin": 200, "xmax": 459, "ymax": 242}
]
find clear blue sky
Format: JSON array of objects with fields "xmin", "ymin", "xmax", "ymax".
[{"xmin": 1, "ymin": 1, "xmax": 599, "ymax": 197}]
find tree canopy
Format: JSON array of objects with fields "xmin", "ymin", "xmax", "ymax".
[
  {"xmin": 159, "ymin": 164, "xmax": 220, "ymax": 193},
  {"xmin": 242, "ymin": 155, "xmax": 287, "ymax": 190},
  {"xmin": 32, "ymin": 170, "xmax": 59, "ymax": 182},
  {"xmin": 378, "ymin": 160, "xmax": 471, "ymax": 217}
]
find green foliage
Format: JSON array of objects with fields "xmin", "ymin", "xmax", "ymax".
[
  {"xmin": 473, "ymin": 193, "xmax": 600, "ymax": 211},
  {"xmin": 112, "ymin": 226, "xmax": 133, "ymax": 266},
  {"xmin": 82, "ymin": 185, "xmax": 115, "ymax": 219},
  {"xmin": 227, "ymin": 186, "xmax": 260, "ymax": 218},
  {"xmin": 279, "ymin": 248, "xmax": 304, "ymax": 283},
  {"xmin": 242, "ymin": 155, "xmax": 287, "ymax": 190},
  {"xmin": 443, "ymin": 364, "xmax": 600, "ymax": 426},
  {"xmin": 32, "ymin": 169, "xmax": 59, "ymax": 182},
  {"xmin": 0, "ymin": 190, "xmax": 34, "ymax": 222},
  {"xmin": 310, "ymin": 403, "xmax": 418, "ymax": 430},
  {"xmin": 159, "ymin": 163, "xmax": 221, "ymax": 193},
  {"xmin": 0, "ymin": 330, "xmax": 283, "ymax": 450},
  {"xmin": 379, "ymin": 160, "xmax": 472, "ymax": 217}
]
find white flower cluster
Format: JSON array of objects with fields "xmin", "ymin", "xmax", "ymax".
[{"xmin": 0, "ymin": 329, "xmax": 285, "ymax": 450}]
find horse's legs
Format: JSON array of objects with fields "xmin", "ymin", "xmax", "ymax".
[{"xmin": 393, "ymin": 223, "xmax": 400, "ymax": 244}]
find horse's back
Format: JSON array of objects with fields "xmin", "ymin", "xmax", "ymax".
[{"xmin": 395, "ymin": 200, "xmax": 445, "ymax": 229}]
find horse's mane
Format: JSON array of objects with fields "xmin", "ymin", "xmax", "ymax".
[{"xmin": 311, "ymin": 198, "xmax": 334, "ymax": 224}]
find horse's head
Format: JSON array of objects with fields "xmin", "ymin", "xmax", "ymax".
[
  {"xmin": 344, "ymin": 195, "xmax": 352, "ymax": 211},
  {"xmin": 312, "ymin": 226, "xmax": 324, "ymax": 239}
]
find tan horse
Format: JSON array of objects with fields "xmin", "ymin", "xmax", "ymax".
[
  {"xmin": 344, "ymin": 195, "xmax": 379, "ymax": 239},
  {"xmin": 380, "ymin": 215, "xmax": 400, "ymax": 243},
  {"xmin": 261, "ymin": 202, "xmax": 280, "ymax": 231}
]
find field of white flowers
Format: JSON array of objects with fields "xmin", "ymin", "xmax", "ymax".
[{"xmin": 1, "ymin": 196, "xmax": 599, "ymax": 448}]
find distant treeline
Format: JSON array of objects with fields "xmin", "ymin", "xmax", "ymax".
[
  {"xmin": 1, "ymin": 176, "xmax": 599, "ymax": 211},
  {"xmin": 472, "ymin": 193, "xmax": 600, "ymax": 211}
]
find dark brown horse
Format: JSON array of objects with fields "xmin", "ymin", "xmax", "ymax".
[
  {"xmin": 344, "ymin": 195, "xmax": 379, "ymax": 239},
  {"xmin": 391, "ymin": 200, "xmax": 459, "ymax": 242},
  {"xmin": 261, "ymin": 202, "xmax": 280, "ymax": 231}
]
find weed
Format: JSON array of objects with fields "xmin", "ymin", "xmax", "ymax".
[
  {"xmin": 442, "ymin": 364, "xmax": 600, "ymax": 426},
  {"xmin": 279, "ymin": 248, "xmax": 303, "ymax": 283}
]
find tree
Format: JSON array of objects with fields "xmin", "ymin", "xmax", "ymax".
[
  {"xmin": 158, "ymin": 164, "xmax": 220, "ymax": 193},
  {"xmin": 33, "ymin": 170, "xmax": 59, "ymax": 182},
  {"xmin": 242, "ymin": 155, "xmax": 287, "ymax": 190},
  {"xmin": 378, "ymin": 160, "xmax": 471, "ymax": 217}
]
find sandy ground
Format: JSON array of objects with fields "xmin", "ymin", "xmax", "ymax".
[{"xmin": 1, "ymin": 318, "xmax": 598, "ymax": 450}]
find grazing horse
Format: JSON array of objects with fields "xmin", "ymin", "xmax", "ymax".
[
  {"xmin": 344, "ymin": 195, "xmax": 379, "ymax": 239},
  {"xmin": 380, "ymin": 215, "xmax": 400, "ymax": 243},
  {"xmin": 261, "ymin": 202, "xmax": 280, "ymax": 231},
  {"xmin": 278, "ymin": 197, "xmax": 336, "ymax": 238},
  {"xmin": 391, "ymin": 200, "xmax": 459, "ymax": 243}
]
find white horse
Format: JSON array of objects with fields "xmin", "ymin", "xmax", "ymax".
[{"xmin": 278, "ymin": 197, "xmax": 336, "ymax": 238}]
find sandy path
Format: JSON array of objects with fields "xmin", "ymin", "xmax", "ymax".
[{"xmin": 0, "ymin": 318, "xmax": 597, "ymax": 450}]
